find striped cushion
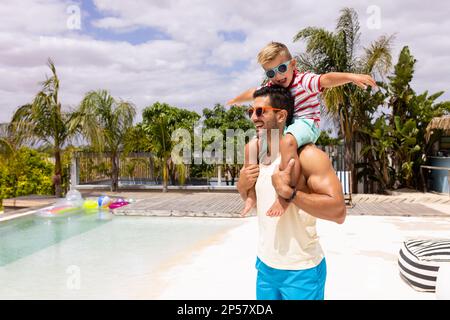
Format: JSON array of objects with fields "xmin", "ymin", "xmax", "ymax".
[{"xmin": 398, "ymin": 239, "xmax": 450, "ymax": 292}]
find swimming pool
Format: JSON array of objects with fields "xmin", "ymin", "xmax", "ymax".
[{"xmin": 0, "ymin": 212, "xmax": 244, "ymax": 299}]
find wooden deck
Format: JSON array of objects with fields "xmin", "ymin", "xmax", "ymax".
[
  {"xmin": 1, "ymin": 192, "xmax": 448, "ymax": 219},
  {"xmin": 2, "ymin": 195, "xmax": 57, "ymax": 209},
  {"xmin": 112, "ymin": 193, "xmax": 449, "ymax": 218}
]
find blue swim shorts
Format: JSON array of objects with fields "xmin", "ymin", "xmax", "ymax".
[{"xmin": 255, "ymin": 257, "xmax": 327, "ymax": 300}]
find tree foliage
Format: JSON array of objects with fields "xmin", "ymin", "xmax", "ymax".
[
  {"xmin": 294, "ymin": 8, "xmax": 394, "ymax": 192},
  {"xmin": 0, "ymin": 147, "xmax": 54, "ymax": 207},
  {"xmin": 10, "ymin": 59, "xmax": 76, "ymax": 197},
  {"xmin": 141, "ymin": 102, "xmax": 200, "ymax": 190},
  {"xmin": 72, "ymin": 89, "xmax": 136, "ymax": 191},
  {"xmin": 202, "ymin": 104, "xmax": 254, "ymax": 185}
]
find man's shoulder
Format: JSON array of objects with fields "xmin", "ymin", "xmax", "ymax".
[
  {"xmin": 298, "ymin": 144, "xmax": 325, "ymax": 157},
  {"xmin": 298, "ymin": 144, "xmax": 330, "ymax": 172}
]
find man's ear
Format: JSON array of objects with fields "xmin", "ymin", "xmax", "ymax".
[{"xmin": 277, "ymin": 109, "xmax": 288, "ymax": 124}]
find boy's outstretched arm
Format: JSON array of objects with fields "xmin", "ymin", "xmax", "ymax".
[
  {"xmin": 227, "ymin": 87, "xmax": 257, "ymax": 105},
  {"xmin": 320, "ymin": 72, "xmax": 377, "ymax": 90}
]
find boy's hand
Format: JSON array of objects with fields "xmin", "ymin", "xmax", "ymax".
[
  {"xmin": 226, "ymin": 88, "xmax": 256, "ymax": 106},
  {"xmin": 349, "ymin": 74, "xmax": 377, "ymax": 90},
  {"xmin": 226, "ymin": 98, "xmax": 236, "ymax": 106}
]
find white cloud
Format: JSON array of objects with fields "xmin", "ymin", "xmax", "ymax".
[
  {"xmin": 0, "ymin": 0, "xmax": 68, "ymax": 35},
  {"xmin": 0, "ymin": 0, "xmax": 449, "ymax": 124}
]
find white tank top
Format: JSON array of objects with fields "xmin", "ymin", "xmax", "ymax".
[{"xmin": 255, "ymin": 156, "xmax": 324, "ymax": 270}]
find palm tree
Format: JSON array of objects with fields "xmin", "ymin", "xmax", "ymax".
[
  {"xmin": 202, "ymin": 104, "xmax": 254, "ymax": 185},
  {"xmin": 0, "ymin": 123, "xmax": 15, "ymax": 160},
  {"xmin": 72, "ymin": 90, "xmax": 136, "ymax": 191},
  {"xmin": 293, "ymin": 7, "xmax": 393, "ymax": 192},
  {"xmin": 383, "ymin": 46, "xmax": 450, "ymax": 189},
  {"xmin": 11, "ymin": 59, "xmax": 76, "ymax": 197},
  {"xmin": 141, "ymin": 102, "xmax": 200, "ymax": 192}
]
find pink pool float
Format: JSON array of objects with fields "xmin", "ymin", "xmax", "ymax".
[{"xmin": 108, "ymin": 199, "xmax": 129, "ymax": 209}]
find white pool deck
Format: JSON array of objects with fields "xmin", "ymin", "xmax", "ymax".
[
  {"xmin": 1, "ymin": 195, "xmax": 449, "ymax": 300},
  {"xmin": 156, "ymin": 204, "xmax": 450, "ymax": 300}
]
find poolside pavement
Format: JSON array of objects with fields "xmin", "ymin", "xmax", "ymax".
[
  {"xmin": 156, "ymin": 214, "xmax": 450, "ymax": 300},
  {"xmin": 119, "ymin": 190, "xmax": 447, "ymax": 300},
  {"xmin": 3, "ymin": 190, "xmax": 448, "ymax": 221},
  {"xmin": 113, "ymin": 193, "xmax": 245, "ymax": 217},
  {"xmin": 2, "ymin": 189, "xmax": 449, "ymax": 299},
  {"xmin": 108, "ymin": 191, "xmax": 449, "ymax": 218}
]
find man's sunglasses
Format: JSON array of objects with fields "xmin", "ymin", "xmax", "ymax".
[
  {"xmin": 247, "ymin": 106, "xmax": 282, "ymax": 118},
  {"xmin": 265, "ymin": 60, "xmax": 291, "ymax": 79}
]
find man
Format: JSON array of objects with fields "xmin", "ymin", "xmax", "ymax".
[{"xmin": 237, "ymin": 85, "xmax": 346, "ymax": 300}]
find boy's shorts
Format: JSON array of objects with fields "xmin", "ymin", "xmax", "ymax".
[
  {"xmin": 255, "ymin": 257, "xmax": 327, "ymax": 300},
  {"xmin": 284, "ymin": 118, "xmax": 320, "ymax": 147}
]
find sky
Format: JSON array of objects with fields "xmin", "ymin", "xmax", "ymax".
[{"xmin": 0, "ymin": 0, "xmax": 449, "ymax": 125}]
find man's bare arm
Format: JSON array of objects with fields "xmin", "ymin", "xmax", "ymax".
[
  {"xmin": 293, "ymin": 146, "xmax": 346, "ymax": 223},
  {"xmin": 271, "ymin": 145, "xmax": 346, "ymax": 224}
]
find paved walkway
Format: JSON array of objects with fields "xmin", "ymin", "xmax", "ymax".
[
  {"xmin": 109, "ymin": 191, "xmax": 449, "ymax": 218},
  {"xmin": 348, "ymin": 203, "xmax": 448, "ymax": 217},
  {"xmin": 2, "ymin": 190, "xmax": 449, "ymax": 219},
  {"xmin": 353, "ymin": 193, "xmax": 450, "ymax": 204},
  {"xmin": 113, "ymin": 193, "xmax": 245, "ymax": 218}
]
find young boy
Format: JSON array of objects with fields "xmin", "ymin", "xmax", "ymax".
[{"xmin": 229, "ymin": 42, "xmax": 376, "ymax": 217}]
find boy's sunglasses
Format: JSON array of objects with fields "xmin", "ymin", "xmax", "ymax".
[
  {"xmin": 265, "ymin": 60, "xmax": 291, "ymax": 79},
  {"xmin": 247, "ymin": 106, "xmax": 282, "ymax": 118}
]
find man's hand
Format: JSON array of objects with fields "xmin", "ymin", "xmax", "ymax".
[
  {"xmin": 271, "ymin": 159, "xmax": 295, "ymax": 199},
  {"xmin": 238, "ymin": 165, "xmax": 260, "ymax": 191},
  {"xmin": 349, "ymin": 74, "xmax": 377, "ymax": 90}
]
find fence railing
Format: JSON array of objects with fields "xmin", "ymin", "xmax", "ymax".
[
  {"xmin": 74, "ymin": 152, "xmax": 158, "ymax": 186},
  {"xmin": 71, "ymin": 146, "xmax": 347, "ymax": 188}
]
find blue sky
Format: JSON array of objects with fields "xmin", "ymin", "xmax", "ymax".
[
  {"xmin": 0, "ymin": 0, "xmax": 449, "ymax": 130},
  {"xmin": 82, "ymin": 0, "xmax": 251, "ymax": 76},
  {"xmin": 79, "ymin": 1, "xmax": 247, "ymax": 47},
  {"xmin": 79, "ymin": 0, "xmax": 171, "ymax": 45}
]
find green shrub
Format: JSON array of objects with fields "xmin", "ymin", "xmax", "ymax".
[{"xmin": 0, "ymin": 147, "xmax": 54, "ymax": 204}]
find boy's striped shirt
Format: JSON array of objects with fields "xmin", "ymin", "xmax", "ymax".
[{"xmin": 266, "ymin": 69, "xmax": 323, "ymax": 124}]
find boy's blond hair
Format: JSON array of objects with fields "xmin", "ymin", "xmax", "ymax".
[{"xmin": 257, "ymin": 42, "xmax": 292, "ymax": 65}]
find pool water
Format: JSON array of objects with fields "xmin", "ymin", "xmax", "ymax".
[{"xmin": 0, "ymin": 212, "xmax": 244, "ymax": 299}]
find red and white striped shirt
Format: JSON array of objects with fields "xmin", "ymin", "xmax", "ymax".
[{"xmin": 266, "ymin": 69, "xmax": 323, "ymax": 123}]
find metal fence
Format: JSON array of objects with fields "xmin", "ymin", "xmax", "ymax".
[
  {"xmin": 73, "ymin": 145, "xmax": 347, "ymax": 187},
  {"xmin": 75, "ymin": 152, "xmax": 158, "ymax": 185}
]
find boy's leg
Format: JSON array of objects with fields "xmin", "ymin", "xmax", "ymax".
[
  {"xmin": 280, "ymin": 133, "xmax": 300, "ymax": 187},
  {"xmin": 266, "ymin": 133, "xmax": 299, "ymax": 216},
  {"xmin": 241, "ymin": 188, "xmax": 256, "ymax": 216},
  {"xmin": 267, "ymin": 119, "xmax": 320, "ymax": 217},
  {"xmin": 241, "ymin": 138, "xmax": 258, "ymax": 216}
]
